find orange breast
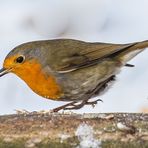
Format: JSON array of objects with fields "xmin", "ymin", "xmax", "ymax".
[{"xmin": 12, "ymin": 60, "xmax": 63, "ymax": 100}]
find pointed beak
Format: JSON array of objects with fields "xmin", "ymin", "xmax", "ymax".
[{"xmin": 0, "ymin": 68, "xmax": 10, "ymax": 77}]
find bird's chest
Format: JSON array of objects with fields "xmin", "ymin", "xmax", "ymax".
[
  {"xmin": 14, "ymin": 63, "xmax": 63, "ymax": 100},
  {"xmin": 27, "ymin": 73, "xmax": 63, "ymax": 100}
]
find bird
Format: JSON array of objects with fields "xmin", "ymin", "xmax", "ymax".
[{"xmin": 0, "ymin": 39, "xmax": 148, "ymax": 112}]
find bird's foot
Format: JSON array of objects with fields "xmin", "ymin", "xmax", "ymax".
[
  {"xmin": 64, "ymin": 98, "xmax": 102, "ymax": 110},
  {"xmin": 85, "ymin": 98, "xmax": 103, "ymax": 107},
  {"xmin": 52, "ymin": 98, "xmax": 102, "ymax": 112}
]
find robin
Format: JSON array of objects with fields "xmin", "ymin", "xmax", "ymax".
[{"xmin": 0, "ymin": 39, "xmax": 148, "ymax": 112}]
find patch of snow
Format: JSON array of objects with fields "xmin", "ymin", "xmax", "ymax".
[{"xmin": 75, "ymin": 123, "xmax": 101, "ymax": 148}]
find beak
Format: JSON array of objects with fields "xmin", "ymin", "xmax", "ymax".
[{"xmin": 0, "ymin": 68, "xmax": 10, "ymax": 77}]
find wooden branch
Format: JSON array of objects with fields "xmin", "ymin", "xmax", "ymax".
[{"xmin": 0, "ymin": 113, "xmax": 147, "ymax": 147}]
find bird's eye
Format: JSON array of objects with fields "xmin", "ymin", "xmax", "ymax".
[{"xmin": 15, "ymin": 56, "xmax": 25, "ymax": 63}]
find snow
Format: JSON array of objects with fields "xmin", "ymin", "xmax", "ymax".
[{"xmin": 75, "ymin": 123, "xmax": 101, "ymax": 148}]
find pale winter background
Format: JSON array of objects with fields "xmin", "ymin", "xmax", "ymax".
[{"xmin": 0, "ymin": 0, "xmax": 148, "ymax": 115}]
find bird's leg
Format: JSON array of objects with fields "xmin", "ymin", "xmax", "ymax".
[
  {"xmin": 52, "ymin": 98, "xmax": 102, "ymax": 112},
  {"xmin": 63, "ymin": 98, "xmax": 102, "ymax": 110},
  {"xmin": 52, "ymin": 100, "xmax": 78, "ymax": 112}
]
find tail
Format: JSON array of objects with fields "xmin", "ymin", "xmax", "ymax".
[{"xmin": 110, "ymin": 40, "xmax": 148, "ymax": 64}]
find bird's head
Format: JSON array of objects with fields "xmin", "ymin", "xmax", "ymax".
[
  {"xmin": 0, "ymin": 40, "xmax": 62, "ymax": 99},
  {"xmin": 0, "ymin": 41, "xmax": 47, "ymax": 78}
]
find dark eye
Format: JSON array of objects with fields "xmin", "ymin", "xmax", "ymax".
[{"xmin": 15, "ymin": 56, "xmax": 25, "ymax": 63}]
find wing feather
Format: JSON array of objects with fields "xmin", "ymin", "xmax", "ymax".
[{"xmin": 47, "ymin": 39, "xmax": 135, "ymax": 73}]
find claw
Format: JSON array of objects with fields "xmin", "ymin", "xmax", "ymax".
[
  {"xmin": 85, "ymin": 98, "xmax": 102, "ymax": 108},
  {"xmin": 86, "ymin": 99, "xmax": 103, "ymax": 104}
]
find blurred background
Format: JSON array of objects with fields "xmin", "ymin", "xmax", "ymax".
[{"xmin": 0, "ymin": 0, "xmax": 148, "ymax": 115}]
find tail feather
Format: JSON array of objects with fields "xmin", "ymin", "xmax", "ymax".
[{"xmin": 109, "ymin": 40, "xmax": 148, "ymax": 64}]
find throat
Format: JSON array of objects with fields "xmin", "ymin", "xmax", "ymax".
[{"xmin": 13, "ymin": 63, "xmax": 62, "ymax": 100}]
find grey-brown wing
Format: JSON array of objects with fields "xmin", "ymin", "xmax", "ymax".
[{"xmin": 48, "ymin": 39, "xmax": 134, "ymax": 73}]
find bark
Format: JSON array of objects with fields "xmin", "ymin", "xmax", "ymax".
[{"xmin": 0, "ymin": 112, "xmax": 147, "ymax": 148}]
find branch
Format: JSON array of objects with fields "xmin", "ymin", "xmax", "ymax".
[{"xmin": 0, "ymin": 113, "xmax": 147, "ymax": 147}]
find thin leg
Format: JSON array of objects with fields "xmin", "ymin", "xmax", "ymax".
[
  {"xmin": 63, "ymin": 98, "xmax": 103, "ymax": 110},
  {"xmin": 52, "ymin": 100, "xmax": 78, "ymax": 112},
  {"xmin": 52, "ymin": 98, "xmax": 102, "ymax": 112}
]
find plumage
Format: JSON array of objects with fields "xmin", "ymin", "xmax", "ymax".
[{"xmin": 0, "ymin": 39, "xmax": 148, "ymax": 111}]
